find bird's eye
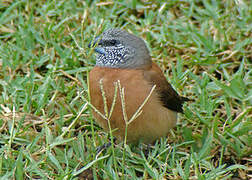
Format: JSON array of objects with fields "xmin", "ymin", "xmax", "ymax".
[
  {"xmin": 110, "ymin": 40, "xmax": 117, "ymax": 45},
  {"xmin": 103, "ymin": 39, "xmax": 118, "ymax": 46}
]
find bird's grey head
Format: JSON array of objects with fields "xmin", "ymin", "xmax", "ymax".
[{"xmin": 89, "ymin": 28, "xmax": 151, "ymax": 69}]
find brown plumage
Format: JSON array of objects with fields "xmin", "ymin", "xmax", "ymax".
[{"xmin": 88, "ymin": 28, "xmax": 188, "ymax": 144}]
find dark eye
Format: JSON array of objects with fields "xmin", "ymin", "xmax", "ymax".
[
  {"xmin": 102, "ymin": 39, "xmax": 118, "ymax": 46},
  {"xmin": 110, "ymin": 39, "xmax": 117, "ymax": 45}
]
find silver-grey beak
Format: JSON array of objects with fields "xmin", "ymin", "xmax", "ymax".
[
  {"xmin": 88, "ymin": 36, "xmax": 106, "ymax": 55},
  {"xmin": 94, "ymin": 47, "xmax": 106, "ymax": 55}
]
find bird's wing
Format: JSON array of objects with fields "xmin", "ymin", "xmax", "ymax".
[{"xmin": 143, "ymin": 63, "xmax": 188, "ymax": 113}]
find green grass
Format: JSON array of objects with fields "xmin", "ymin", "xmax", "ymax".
[{"xmin": 0, "ymin": 0, "xmax": 251, "ymax": 179}]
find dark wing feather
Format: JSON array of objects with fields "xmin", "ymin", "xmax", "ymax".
[{"xmin": 143, "ymin": 63, "xmax": 189, "ymax": 113}]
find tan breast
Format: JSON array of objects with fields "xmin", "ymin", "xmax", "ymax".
[{"xmin": 89, "ymin": 66, "xmax": 177, "ymax": 144}]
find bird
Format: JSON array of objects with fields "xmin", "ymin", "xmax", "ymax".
[{"xmin": 88, "ymin": 28, "xmax": 188, "ymax": 144}]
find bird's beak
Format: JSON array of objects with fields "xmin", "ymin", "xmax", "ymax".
[
  {"xmin": 88, "ymin": 36, "xmax": 106, "ymax": 55},
  {"xmin": 94, "ymin": 47, "xmax": 106, "ymax": 55}
]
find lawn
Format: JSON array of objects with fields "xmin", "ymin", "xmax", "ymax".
[{"xmin": 0, "ymin": 0, "xmax": 251, "ymax": 179}]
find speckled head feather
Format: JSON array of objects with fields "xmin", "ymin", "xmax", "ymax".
[{"xmin": 89, "ymin": 28, "xmax": 152, "ymax": 69}]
